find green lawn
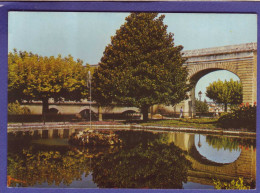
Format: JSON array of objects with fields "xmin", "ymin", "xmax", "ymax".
[{"xmin": 139, "ymin": 118, "xmax": 219, "ymax": 130}]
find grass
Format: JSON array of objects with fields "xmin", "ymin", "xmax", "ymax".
[{"xmin": 134, "ymin": 118, "xmax": 219, "ymax": 130}]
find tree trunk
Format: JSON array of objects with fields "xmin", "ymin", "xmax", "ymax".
[
  {"xmin": 42, "ymin": 98, "xmax": 49, "ymax": 115},
  {"xmin": 142, "ymin": 106, "xmax": 149, "ymax": 122},
  {"xmin": 224, "ymin": 103, "xmax": 228, "ymax": 112}
]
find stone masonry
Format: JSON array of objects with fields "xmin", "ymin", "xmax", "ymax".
[{"xmin": 180, "ymin": 42, "xmax": 257, "ymax": 117}]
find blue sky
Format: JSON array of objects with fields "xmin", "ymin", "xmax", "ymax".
[{"xmin": 8, "ymin": 12, "xmax": 257, "ymax": 100}]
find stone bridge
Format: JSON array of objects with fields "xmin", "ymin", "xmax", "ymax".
[{"xmin": 165, "ymin": 42, "xmax": 257, "ymax": 117}]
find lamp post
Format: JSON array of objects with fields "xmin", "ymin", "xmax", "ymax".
[
  {"xmin": 198, "ymin": 91, "xmax": 202, "ymax": 101},
  {"xmin": 198, "ymin": 134, "xmax": 202, "ymax": 148},
  {"xmin": 88, "ymin": 71, "xmax": 92, "ymax": 129}
]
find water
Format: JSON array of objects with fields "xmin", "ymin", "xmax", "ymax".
[{"xmin": 7, "ymin": 128, "xmax": 256, "ymax": 189}]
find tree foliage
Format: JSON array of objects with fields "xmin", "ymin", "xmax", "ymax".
[
  {"xmin": 206, "ymin": 79, "xmax": 242, "ymax": 111},
  {"xmin": 213, "ymin": 178, "xmax": 251, "ymax": 190},
  {"xmin": 8, "ymin": 130, "xmax": 191, "ymax": 188},
  {"xmin": 195, "ymin": 99, "xmax": 209, "ymax": 113},
  {"xmin": 218, "ymin": 103, "xmax": 256, "ymax": 131},
  {"xmin": 92, "ymin": 13, "xmax": 191, "ymax": 121},
  {"xmin": 92, "ymin": 142, "xmax": 191, "ymax": 189},
  {"xmin": 8, "ymin": 50, "xmax": 90, "ymax": 114},
  {"xmin": 206, "ymin": 135, "xmax": 255, "ymax": 152},
  {"xmin": 91, "ymin": 131, "xmax": 191, "ymax": 189},
  {"xmin": 8, "ymin": 101, "xmax": 31, "ymax": 115},
  {"xmin": 8, "ymin": 149, "xmax": 91, "ymax": 187}
]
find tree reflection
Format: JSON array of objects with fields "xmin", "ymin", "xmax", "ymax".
[
  {"xmin": 92, "ymin": 141, "xmax": 192, "ymax": 189},
  {"xmin": 206, "ymin": 135, "xmax": 256, "ymax": 152},
  {"xmin": 8, "ymin": 130, "xmax": 192, "ymax": 188},
  {"xmin": 8, "ymin": 147, "xmax": 92, "ymax": 187}
]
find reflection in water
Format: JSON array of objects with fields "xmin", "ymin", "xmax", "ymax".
[
  {"xmin": 206, "ymin": 135, "xmax": 256, "ymax": 151},
  {"xmin": 195, "ymin": 135, "xmax": 241, "ymax": 164},
  {"xmin": 8, "ymin": 147, "xmax": 92, "ymax": 187},
  {"xmin": 7, "ymin": 129, "xmax": 256, "ymax": 189},
  {"xmin": 91, "ymin": 142, "xmax": 191, "ymax": 188}
]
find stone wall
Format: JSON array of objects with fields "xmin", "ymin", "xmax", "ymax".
[{"xmin": 183, "ymin": 42, "xmax": 257, "ymax": 105}]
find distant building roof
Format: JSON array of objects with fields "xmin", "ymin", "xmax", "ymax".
[{"xmin": 90, "ymin": 64, "xmax": 99, "ymax": 68}]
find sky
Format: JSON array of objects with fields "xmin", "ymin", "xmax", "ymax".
[{"xmin": 8, "ymin": 12, "xmax": 257, "ymax": 101}]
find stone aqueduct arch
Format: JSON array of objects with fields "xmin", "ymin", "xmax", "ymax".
[{"xmin": 180, "ymin": 42, "xmax": 257, "ymax": 117}]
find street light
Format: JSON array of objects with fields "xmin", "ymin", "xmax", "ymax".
[
  {"xmin": 198, "ymin": 91, "xmax": 202, "ymax": 101},
  {"xmin": 88, "ymin": 71, "xmax": 92, "ymax": 129}
]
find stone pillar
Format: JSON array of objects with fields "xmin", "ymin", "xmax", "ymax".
[
  {"xmin": 38, "ymin": 130, "xmax": 43, "ymax": 138},
  {"xmin": 98, "ymin": 106, "xmax": 103, "ymax": 121},
  {"xmin": 48, "ymin": 129, "xmax": 53, "ymax": 139},
  {"xmin": 191, "ymin": 87, "xmax": 196, "ymax": 118},
  {"xmin": 58, "ymin": 129, "xmax": 64, "ymax": 138},
  {"xmin": 183, "ymin": 100, "xmax": 189, "ymax": 118},
  {"xmin": 253, "ymin": 51, "xmax": 257, "ymax": 104},
  {"xmin": 68, "ymin": 128, "xmax": 75, "ymax": 137},
  {"xmin": 183, "ymin": 88, "xmax": 195, "ymax": 118}
]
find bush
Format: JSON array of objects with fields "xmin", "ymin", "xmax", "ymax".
[
  {"xmin": 8, "ymin": 101, "xmax": 31, "ymax": 115},
  {"xmin": 195, "ymin": 100, "xmax": 209, "ymax": 113},
  {"xmin": 218, "ymin": 103, "xmax": 256, "ymax": 131},
  {"xmin": 213, "ymin": 178, "xmax": 251, "ymax": 190}
]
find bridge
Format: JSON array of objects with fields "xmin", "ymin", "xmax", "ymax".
[
  {"xmin": 20, "ymin": 43, "xmax": 257, "ymax": 119},
  {"xmin": 159, "ymin": 42, "xmax": 257, "ymax": 117}
]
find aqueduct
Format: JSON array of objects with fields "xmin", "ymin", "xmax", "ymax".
[{"xmin": 179, "ymin": 42, "xmax": 257, "ymax": 117}]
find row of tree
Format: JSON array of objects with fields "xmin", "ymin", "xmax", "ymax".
[
  {"xmin": 8, "ymin": 13, "xmax": 242, "ymax": 121},
  {"xmin": 8, "ymin": 50, "xmax": 90, "ymax": 115}
]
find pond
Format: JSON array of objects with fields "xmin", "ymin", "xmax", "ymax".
[{"xmin": 7, "ymin": 127, "xmax": 256, "ymax": 189}]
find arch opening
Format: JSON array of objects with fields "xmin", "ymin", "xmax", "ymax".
[
  {"xmin": 79, "ymin": 109, "xmax": 98, "ymax": 120},
  {"xmin": 48, "ymin": 108, "xmax": 59, "ymax": 114},
  {"xmin": 194, "ymin": 134, "xmax": 241, "ymax": 164},
  {"xmin": 122, "ymin": 110, "xmax": 141, "ymax": 120},
  {"xmin": 189, "ymin": 69, "xmax": 241, "ymax": 117}
]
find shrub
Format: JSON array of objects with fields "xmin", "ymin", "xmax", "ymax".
[
  {"xmin": 213, "ymin": 178, "xmax": 252, "ymax": 190},
  {"xmin": 8, "ymin": 101, "xmax": 31, "ymax": 115},
  {"xmin": 195, "ymin": 100, "xmax": 209, "ymax": 113},
  {"xmin": 218, "ymin": 103, "xmax": 256, "ymax": 131}
]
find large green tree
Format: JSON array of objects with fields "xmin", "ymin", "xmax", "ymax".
[
  {"xmin": 8, "ymin": 50, "xmax": 89, "ymax": 115},
  {"xmin": 206, "ymin": 79, "xmax": 242, "ymax": 112},
  {"xmin": 92, "ymin": 13, "xmax": 190, "ymax": 121}
]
